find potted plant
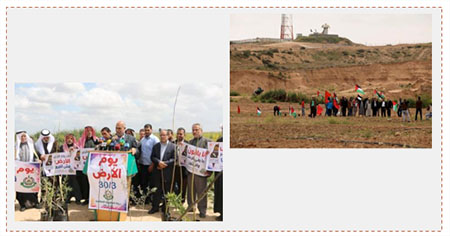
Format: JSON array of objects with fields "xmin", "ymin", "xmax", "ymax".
[{"xmin": 40, "ymin": 176, "xmax": 71, "ymax": 221}]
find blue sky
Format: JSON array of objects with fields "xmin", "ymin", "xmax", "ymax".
[{"xmin": 15, "ymin": 82, "xmax": 223, "ymax": 134}]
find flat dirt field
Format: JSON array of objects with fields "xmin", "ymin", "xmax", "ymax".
[
  {"xmin": 230, "ymin": 100, "xmax": 432, "ymax": 148},
  {"xmin": 14, "ymin": 198, "xmax": 219, "ymax": 222}
]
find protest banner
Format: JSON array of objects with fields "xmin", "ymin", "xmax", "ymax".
[
  {"xmin": 87, "ymin": 151, "xmax": 129, "ymax": 213},
  {"xmin": 43, "ymin": 152, "xmax": 76, "ymax": 176},
  {"xmin": 73, "ymin": 148, "xmax": 95, "ymax": 171},
  {"xmin": 15, "ymin": 161, "xmax": 40, "ymax": 193},
  {"xmin": 206, "ymin": 142, "xmax": 223, "ymax": 172},
  {"xmin": 184, "ymin": 144, "xmax": 208, "ymax": 177}
]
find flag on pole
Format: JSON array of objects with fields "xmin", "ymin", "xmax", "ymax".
[
  {"xmin": 257, "ymin": 107, "xmax": 261, "ymax": 116},
  {"xmin": 317, "ymin": 104, "xmax": 323, "ymax": 115},
  {"xmin": 393, "ymin": 101, "xmax": 398, "ymax": 112},
  {"xmin": 237, "ymin": 105, "xmax": 241, "ymax": 114},
  {"xmin": 333, "ymin": 98, "xmax": 340, "ymax": 109},
  {"xmin": 355, "ymin": 84, "xmax": 365, "ymax": 95},
  {"xmin": 325, "ymin": 91, "xmax": 331, "ymax": 103},
  {"xmin": 374, "ymin": 89, "xmax": 385, "ymax": 99}
]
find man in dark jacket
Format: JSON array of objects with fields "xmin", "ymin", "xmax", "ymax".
[
  {"xmin": 148, "ymin": 129, "xmax": 176, "ymax": 214},
  {"xmin": 174, "ymin": 127, "xmax": 188, "ymax": 203},
  {"xmin": 415, "ymin": 96, "xmax": 423, "ymax": 121},
  {"xmin": 187, "ymin": 123, "xmax": 211, "ymax": 218}
]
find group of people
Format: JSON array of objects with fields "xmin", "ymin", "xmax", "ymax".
[
  {"xmin": 271, "ymin": 94, "xmax": 431, "ymax": 122},
  {"xmin": 15, "ymin": 121, "xmax": 223, "ymax": 221}
]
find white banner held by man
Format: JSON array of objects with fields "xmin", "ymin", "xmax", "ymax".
[
  {"xmin": 43, "ymin": 152, "xmax": 76, "ymax": 176},
  {"xmin": 183, "ymin": 144, "xmax": 208, "ymax": 177}
]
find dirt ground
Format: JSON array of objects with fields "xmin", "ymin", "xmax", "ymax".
[
  {"xmin": 14, "ymin": 198, "xmax": 220, "ymax": 222},
  {"xmin": 230, "ymin": 101, "xmax": 432, "ymax": 148}
]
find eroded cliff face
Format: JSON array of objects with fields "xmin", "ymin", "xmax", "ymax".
[
  {"xmin": 230, "ymin": 42, "xmax": 432, "ymax": 99},
  {"xmin": 231, "ymin": 60, "xmax": 431, "ymax": 99}
]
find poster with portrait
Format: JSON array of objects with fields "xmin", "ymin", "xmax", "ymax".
[
  {"xmin": 206, "ymin": 142, "xmax": 223, "ymax": 172},
  {"xmin": 43, "ymin": 152, "xmax": 76, "ymax": 176}
]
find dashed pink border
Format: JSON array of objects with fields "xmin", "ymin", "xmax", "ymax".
[{"xmin": 4, "ymin": 5, "xmax": 444, "ymax": 233}]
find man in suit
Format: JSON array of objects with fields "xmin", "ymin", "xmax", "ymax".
[{"xmin": 148, "ymin": 129, "xmax": 176, "ymax": 214}]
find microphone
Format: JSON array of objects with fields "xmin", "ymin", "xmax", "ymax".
[{"xmin": 114, "ymin": 143, "xmax": 121, "ymax": 151}]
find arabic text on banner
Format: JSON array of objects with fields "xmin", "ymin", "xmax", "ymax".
[
  {"xmin": 205, "ymin": 142, "xmax": 223, "ymax": 172},
  {"xmin": 15, "ymin": 161, "xmax": 40, "ymax": 193},
  {"xmin": 183, "ymin": 144, "xmax": 208, "ymax": 177},
  {"xmin": 72, "ymin": 148, "xmax": 95, "ymax": 171},
  {"xmin": 87, "ymin": 151, "xmax": 128, "ymax": 213},
  {"xmin": 43, "ymin": 152, "xmax": 76, "ymax": 176}
]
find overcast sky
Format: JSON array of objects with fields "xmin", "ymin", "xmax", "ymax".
[
  {"xmin": 231, "ymin": 14, "xmax": 432, "ymax": 46},
  {"xmin": 15, "ymin": 82, "xmax": 223, "ymax": 134}
]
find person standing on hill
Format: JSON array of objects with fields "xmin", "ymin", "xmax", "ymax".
[
  {"xmin": 401, "ymin": 100, "xmax": 411, "ymax": 122},
  {"xmin": 365, "ymin": 98, "xmax": 372, "ymax": 117},
  {"xmin": 415, "ymin": 96, "xmax": 423, "ymax": 121},
  {"xmin": 381, "ymin": 99, "xmax": 387, "ymax": 117},
  {"xmin": 309, "ymin": 97, "xmax": 317, "ymax": 118},
  {"xmin": 371, "ymin": 98, "xmax": 377, "ymax": 117},
  {"xmin": 387, "ymin": 99, "xmax": 393, "ymax": 118},
  {"xmin": 326, "ymin": 97, "xmax": 333, "ymax": 117},
  {"xmin": 397, "ymin": 98, "xmax": 403, "ymax": 117},
  {"xmin": 426, "ymin": 103, "xmax": 432, "ymax": 120},
  {"xmin": 348, "ymin": 97, "xmax": 353, "ymax": 116},
  {"xmin": 340, "ymin": 96, "xmax": 348, "ymax": 117},
  {"xmin": 301, "ymin": 99, "xmax": 305, "ymax": 117},
  {"xmin": 273, "ymin": 105, "xmax": 280, "ymax": 116}
]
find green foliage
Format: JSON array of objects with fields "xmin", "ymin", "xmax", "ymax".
[
  {"xmin": 41, "ymin": 176, "xmax": 72, "ymax": 217},
  {"xmin": 230, "ymin": 91, "xmax": 240, "ymax": 96},
  {"xmin": 256, "ymin": 89, "xmax": 311, "ymax": 104},
  {"xmin": 260, "ymin": 48, "xmax": 279, "ymax": 57},
  {"xmin": 295, "ymin": 35, "xmax": 354, "ymax": 45},
  {"xmin": 165, "ymin": 192, "xmax": 188, "ymax": 221},
  {"xmin": 261, "ymin": 59, "xmax": 278, "ymax": 69}
]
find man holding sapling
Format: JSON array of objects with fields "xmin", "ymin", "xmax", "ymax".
[{"xmin": 187, "ymin": 123, "xmax": 211, "ymax": 218}]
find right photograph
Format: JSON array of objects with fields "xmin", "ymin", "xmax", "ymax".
[{"xmin": 230, "ymin": 13, "xmax": 432, "ymax": 148}]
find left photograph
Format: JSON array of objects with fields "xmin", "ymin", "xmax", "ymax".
[{"xmin": 14, "ymin": 82, "xmax": 224, "ymax": 222}]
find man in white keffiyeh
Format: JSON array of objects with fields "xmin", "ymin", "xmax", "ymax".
[
  {"xmin": 15, "ymin": 130, "xmax": 40, "ymax": 211},
  {"xmin": 15, "ymin": 131, "xmax": 36, "ymax": 162},
  {"xmin": 35, "ymin": 129, "xmax": 56, "ymax": 160}
]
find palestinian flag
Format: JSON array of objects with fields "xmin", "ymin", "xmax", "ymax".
[
  {"xmin": 257, "ymin": 107, "xmax": 261, "ymax": 116},
  {"xmin": 356, "ymin": 94, "xmax": 363, "ymax": 101},
  {"xmin": 374, "ymin": 89, "xmax": 385, "ymax": 99},
  {"xmin": 325, "ymin": 91, "xmax": 331, "ymax": 103},
  {"xmin": 333, "ymin": 97, "xmax": 340, "ymax": 109},
  {"xmin": 393, "ymin": 101, "xmax": 398, "ymax": 112},
  {"xmin": 317, "ymin": 104, "xmax": 323, "ymax": 115},
  {"xmin": 355, "ymin": 84, "xmax": 365, "ymax": 95},
  {"xmin": 238, "ymin": 105, "xmax": 241, "ymax": 114}
]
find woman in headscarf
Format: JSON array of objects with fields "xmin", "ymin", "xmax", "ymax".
[
  {"xmin": 59, "ymin": 134, "xmax": 83, "ymax": 205},
  {"xmin": 15, "ymin": 131, "xmax": 40, "ymax": 211},
  {"xmin": 78, "ymin": 126, "xmax": 99, "ymax": 204}
]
